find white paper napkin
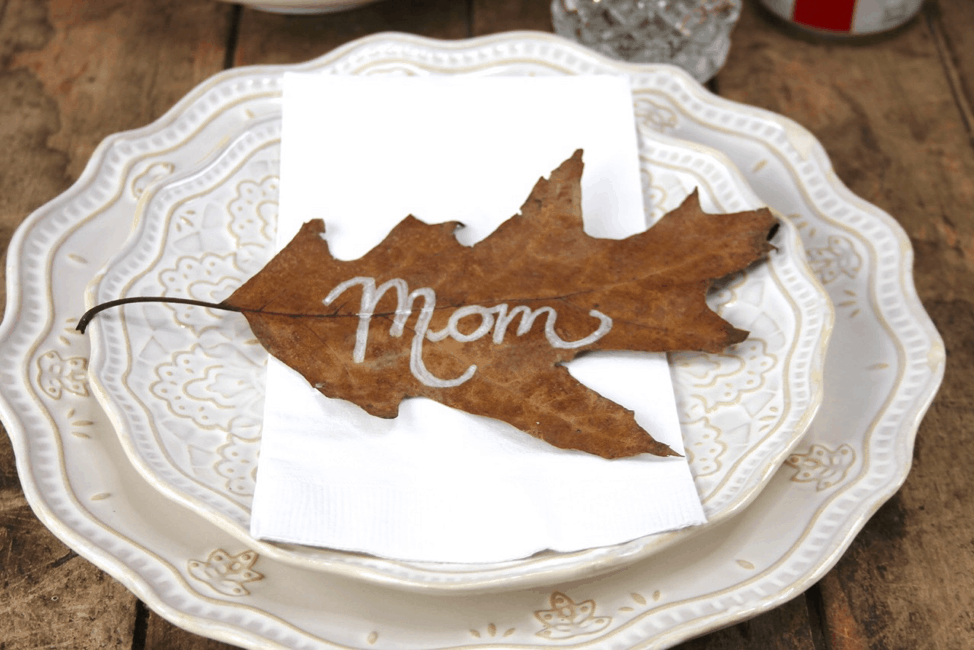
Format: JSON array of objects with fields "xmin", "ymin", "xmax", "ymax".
[{"xmin": 249, "ymin": 74, "xmax": 706, "ymax": 563}]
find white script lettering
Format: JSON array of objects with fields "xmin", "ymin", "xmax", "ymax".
[{"xmin": 323, "ymin": 277, "xmax": 612, "ymax": 388}]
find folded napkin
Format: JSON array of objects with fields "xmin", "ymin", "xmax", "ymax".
[{"xmin": 249, "ymin": 74, "xmax": 706, "ymax": 563}]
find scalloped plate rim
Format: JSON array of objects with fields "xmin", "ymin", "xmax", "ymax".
[{"xmin": 0, "ymin": 31, "xmax": 944, "ymax": 650}]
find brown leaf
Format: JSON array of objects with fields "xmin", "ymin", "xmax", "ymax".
[{"xmin": 223, "ymin": 150, "xmax": 777, "ymax": 458}]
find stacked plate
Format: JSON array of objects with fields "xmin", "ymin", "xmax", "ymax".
[{"xmin": 0, "ymin": 32, "xmax": 944, "ymax": 649}]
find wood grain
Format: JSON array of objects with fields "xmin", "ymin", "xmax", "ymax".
[
  {"xmin": 931, "ymin": 0, "xmax": 974, "ymax": 132},
  {"xmin": 472, "ymin": 0, "xmax": 553, "ymax": 35},
  {"xmin": 0, "ymin": 508, "xmax": 135, "ymax": 648},
  {"xmin": 2, "ymin": 0, "xmax": 971, "ymax": 647},
  {"xmin": 233, "ymin": 0, "xmax": 469, "ymax": 67},
  {"xmin": 719, "ymin": 2, "xmax": 974, "ymax": 650}
]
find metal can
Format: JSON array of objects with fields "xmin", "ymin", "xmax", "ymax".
[{"xmin": 758, "ymin": 0, "xmax": 924, "ymax": 36}]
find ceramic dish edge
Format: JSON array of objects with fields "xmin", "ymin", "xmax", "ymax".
[{"xmin": 0, "ymin": 31, "xmax": 945, "ymax": 650}]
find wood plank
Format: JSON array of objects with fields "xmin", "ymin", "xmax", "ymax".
[
  {"xmin": 1, "ymin": 1, "xmax": 957, "ymax": 648},
  {"xmin": 0, "ymin": 0, "xmax": 234, "ymax": 648},
  {"xmin": 931, "ymin": 0, "xmax": 974, "ymax": 133},
  {"xmin": 471, "ymin": 0, "xmax": 552, "ymax": 35},
  {"xmin": 233, "ymin": 0, "xmax": 470, "ymax": 67},
  {"xmin": 717, "ymin": 3, "xmax": 974, "ymax": 649},
  {"xmin": 719, "ymin": 1, "xmax": 974, "ymax": 299},
  {"xmin": 0, "ymin": 508, "xmax": 136, "ymax": 649}
]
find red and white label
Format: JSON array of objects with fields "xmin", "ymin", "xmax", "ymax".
[{"xmin": 760, "ymin": 0, "xmax": 923, "ymax": 35}]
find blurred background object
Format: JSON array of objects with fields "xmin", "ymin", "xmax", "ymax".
[
  {"xmin": 551, "ymin": 0, "xmax": 741, "ymax": 82},
  {"xmin": 758, "ymin": 0, "xmax": 923, "ymax": 36},
  {"xmin": 233, "ymin": 0, "xmax": 385, "ymax": 14}
]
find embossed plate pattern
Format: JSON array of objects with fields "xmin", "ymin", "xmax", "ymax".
[
  {"xmin": 0, "ymin": 32, "xmax": 943, "ymax": 649},
  {"xmin": 84, "ymin": 69, "xmax": 828, "ymax": 590}
]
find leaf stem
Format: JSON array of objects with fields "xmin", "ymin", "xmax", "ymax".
[{"xmin": 76, "ymin": 297, "xmax": 242, "ymax": 333}]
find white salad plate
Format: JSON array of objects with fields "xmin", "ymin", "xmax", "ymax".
[
  {"xmin": 0, "ymin": 32, "xmax": 943, "ymax": 649},
  {"xmin": 82, "ymin": 91, "xmax": 829, "ymax": 588}
]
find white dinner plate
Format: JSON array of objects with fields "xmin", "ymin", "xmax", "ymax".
[
  {"xmin": 82, "ymin": 102, "xmax": 829, "ymax": 588},
  {"xmin": 0, "ymin": 32, "xmax": 943, "ymax": 649}
]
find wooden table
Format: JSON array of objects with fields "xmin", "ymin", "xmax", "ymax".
[{"xmin": 1, "ymin": 1, "xmax": 970, "ymax": 648}]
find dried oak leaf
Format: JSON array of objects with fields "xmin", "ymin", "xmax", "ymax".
[{"xmin": 223, "ymin": 150, "xmax": 776, "ymax": 459}]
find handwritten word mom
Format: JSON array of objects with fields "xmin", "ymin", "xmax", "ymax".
[{"xmin": 323, "ymin": 277, "xmax": 613, "ymax": 388}]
